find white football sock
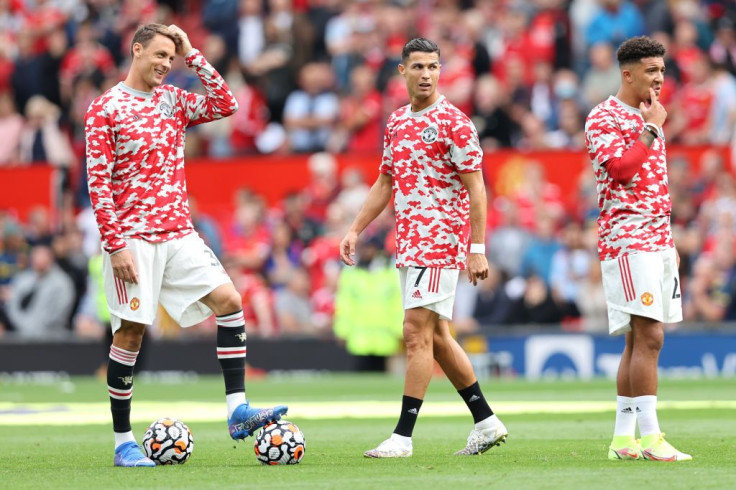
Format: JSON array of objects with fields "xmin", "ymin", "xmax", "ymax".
[
  {"xmin": 634, "ymin": 395, "xmax": 661, "ymax": 437},
  {"xmin": 613, "ymin": 396, "xmax": 637, "ymax": 437},
  {"xmin": 390, "ymin": 433, "xmax": 412, "ymax": 448},
  {"xmin": 226, "ymin": 392, "xmax": 246, "ymax": 418},
  {"xmin": 114, "ymin": 431, "xmax": 136, "ymax": 449},
  {"xmin": 475, "ymin": 414, "xmax": 500, "ymax": 430}
]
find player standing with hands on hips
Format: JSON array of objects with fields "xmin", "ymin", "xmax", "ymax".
[
  {"xmin": 585, "ymin": 36, "xmax": 691, "ymax": 462},
  {"xmin": 339, "ymin": 38, "xmax": 507, "ymax": 458},
  {"xmin": 85, "ymin": 23, "xmax": 287, "ymax": 467}
]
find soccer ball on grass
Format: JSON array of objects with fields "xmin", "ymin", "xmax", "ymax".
[
  {"xmin": 254, "ymin": 420, "xmax": 306, "ymax": 465},
  {"xmin": 142, "ymin": 417, "xmax": 194, "ymax": 464}
]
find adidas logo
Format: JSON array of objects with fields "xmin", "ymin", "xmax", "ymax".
[
  {"xmin": 636, "ymin": 407, "xmax": 641, "ymax": 413},
  {"xmin": 412, "ymin": 290, "xmax": 422, "ymax": 299},
  {"xmin": 621, "ymin": 407, "xmax": 633, "ymax": 413},
  {"xmin": 407, "ymin": 408, "xmax": 418, "ymax": 415},
  {"xmin": 468, "ymin": 395, "xmax": 480, "ymax": 402}
]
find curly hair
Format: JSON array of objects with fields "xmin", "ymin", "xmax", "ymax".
[
  {"xmin": 401, "ymin": 38, "xmax": 440, "ymax": 63},
  {"xmin": 616, "ymin": 36, "xmax": 666, "ymax": 66}
]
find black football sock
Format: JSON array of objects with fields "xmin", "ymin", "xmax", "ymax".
[
  {"xmin": 393, "ymin": 395, "xmax": 423, "ymax": 437},
  {"xmin": 458, "ymin": 381, "xmax": 494, "ymax": 423},
  {"xmin": 216, "ymin": 310, "xmax": 247, "ymax": 396},
  {"xmin": 107, "ymin": 345, "xmax": 138, "ymax": 434}
]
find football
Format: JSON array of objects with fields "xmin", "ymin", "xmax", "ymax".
[
  {"xmin": 141, "ymin": 417, "xmax": 194, "ymax": 465},
  {"xmin": 254, "ymin": 420, "xmax": 306, "ymax": 465}
]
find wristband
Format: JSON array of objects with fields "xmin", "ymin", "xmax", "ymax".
[
  {"xmin": 644, "ymin": 123, "xmax": 662, "ymax": 139},
  {"xmin": 469, "ymin": 243, "xmax": 485, "ymax": 254}
]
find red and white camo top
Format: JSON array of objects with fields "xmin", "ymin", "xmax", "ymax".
[
  {"xmin": 585, "ymin": 95, "xmax": 674, "ymax": 261},
  {"xmin": 380, "ymin": 95, "xmax": 483, "ymax": 269},
  {"xmin": 85, "ymin": 49, "xmax": 237, "ymax": 253}
]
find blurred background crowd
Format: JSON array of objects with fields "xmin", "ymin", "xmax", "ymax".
[{"xmin": 2, "ymin": 0, "xmax": 736, "ymax": 347}]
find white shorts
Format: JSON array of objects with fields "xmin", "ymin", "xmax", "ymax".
[
  {"xmin": 601, "ymin": 248, "xmax": 682, "ymax": 336},
  {"xmin": 103, "ymin": 233, "xmax": 232, "ymax": 333},
  {"xmin": 399, "ymin": 267, "xmax": 460, "ymax": 321}
]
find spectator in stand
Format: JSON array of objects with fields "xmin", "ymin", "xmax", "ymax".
[
  {"xmin": 585, "ymin": 0, "xmax": 645, "ymax": 50},
  {"xmin": 283, "ymin": 62, "xmax": 339, "ymax": 153},
  {"xmin": 335, "ymin": 166, "xmax": 370, "ymax": 222},
  {"xmin": 302, "ymin": 152, "xmax": 340, "ymax": 222},
  {"xmin": 709, "ymin": 15, "xmax": 736, "ymax": 75},
  {"xmin": 237, "ymin": 0, "xmax": 266, "ymax": 72},
  {"xmin": 51, "ymin": 226, "xmax": 88, "ymax": 329},
  {"xmin": 506, "ymin": 274, "xmax": 563, "ymax": 325},
  {"xmin": 281, "ymin": 191, "xmax": 321, "ymax": 248},
  {"xmin": 457, "ymin": 8, "xmax": 492, "ymax": 77},
  {"xmin": 670, "ymin": 53, "xmax": 713, "ymax": 144},
  {"xmin": 229, "ymin": 262, "xmax": 277, "ymax": 338},
  {"xmin": 274, "ymin": 266, "xmax": 317, "ymax": 335},
  {"xmin": 23, "ymin": 205, "xmax": 54, "ymax": 247},
  {"xmin": 436, "ymin": 37, "xmax": 475, "ymax": 116},
  {"xmin": 529, "ymin": 61, "xmax": 556, "ymax": 129},
  {"xmin": 9, "ymin": 29, "xmax": 45, "ymax": 114},
  {"xmin": 546, "ymin": 98, "xmax": 586, "ymax": 149},
  {"xmin": 263, "ymin": 220, "xmax": 302, "ymax": 290},
  {"xmin": 224, "ymin": 189, "xmax": 271, "ymax": 272},
  {"xmin": 0, "ymin": 220, "xmax": 27, "ymax": 289},
  {"xmin": 549, "ymin": 220, "xmax": 589, "ymax": 319},
  {"xmin": 18, "ymin": 95, "xmax": 75, "ymax": 170},
  {"xmin": 691, "ymin": 149, "xmax": 725, "ymax": 208},
  {"xmin": 471, "ymin": 263, "xmax": 514, "ymax": 328},
  {"xmin": 575, "ymin": 259, "xmax": 608, "ymax": 332},
  {"xmin": 520, "ymin": 212, "xmax": 562, "ymax": 284},
  {"xmin": 683, "ymin": 249, "xmax": 734, "ymax": 323},
  {"xmin": 328, "ymin": 64, "xmax": 383, "ymax": 154},
  {"xmin": 472, "ymin": 75, "xmax": 516, "ymax": 150},
  {"xmin": 59, "ymin": 21, "xmax": 116, "ymax": 105},
  {"xmin": 667, "ymin": 155, "xmax": 698, "ymax": 227},
  {"xmin": 0, "ymin": 91, "xmax": 23, "ymax": 165},
  {"xmin": 582, "ymin": 42, "xmax": 621, "ymax": 109},
  {"xmin": 488, "ymin": 198, "xmax": 531, "ymax": 278},
  {"xmin": 709, "ymin": 61, "xmax": 736, "ymax": 145},
  {"xmin": 229, "ymin": 75, "xmax": 269, "ymax": 155},
  {"xmin": 0, "ymin": 243, "xmax": 74, "ymax": 338}
]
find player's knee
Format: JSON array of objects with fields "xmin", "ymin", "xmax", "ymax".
[
  {"xmin": 114, "ymin": 322, "xmax": 146, "ymax": 351},
  {"xmin": 216, "ymin": 292, "xmax": 243, "ymax": 316},
  {"xmin": 403, "ymin": 321, "xmax": 432, "ymax": 352},
  {"xmin": 634, "ymin": 326, "xmax": 664, "ymax": 352}
]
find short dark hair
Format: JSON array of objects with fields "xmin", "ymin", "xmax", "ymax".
[
  {"xmin": 130, "ymin": 23, "xmax": 181, "ymax": 58},
  {"xmin": 401, "ymin": 38, "xmax": 440, "ymax": 63},
  {"xmin": 616, "ymin": 36, "xmax": 666, "ymax": 66}
]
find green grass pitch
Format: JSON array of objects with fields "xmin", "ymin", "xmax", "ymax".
[{"xmin": 1, "ymin": 374, "xmax": 735, "ymax": 489}]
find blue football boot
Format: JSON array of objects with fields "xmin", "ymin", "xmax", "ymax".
[
  {"xmin": 228, "ymin": 403, "xmax": 289, "ymax": 440},
  {"xmin": 114, "ymin": 441, "xmax": 155, "ymax": 467}
]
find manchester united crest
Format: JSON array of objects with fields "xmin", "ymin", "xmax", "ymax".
[
  {"xmin": 158, "ymin": 102, "xmax": 174, "ymax": 118},
  {"xmin": 641, "ymin": 292, "xmax": 653, "ymax": 306},
  {"xmin": 421, "ymin": 125, "xmax": 439, "ymax": 144},
  {"xmin": 130, "ymin": 297, "xmax": 140, "ymax": 311}
]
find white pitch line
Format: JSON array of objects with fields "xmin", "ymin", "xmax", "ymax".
[{"xmin": 1, "ymin": 400, "xmax": 735, "ymax": 426}]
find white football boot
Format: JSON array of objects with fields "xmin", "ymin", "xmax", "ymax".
[
  {"xmin": 364, "ymin": 434, "xmax": 413, "ymax": 458},
  {"xmin": 455, "ymin": 418, "xmax": 508, "ymax": 455}
]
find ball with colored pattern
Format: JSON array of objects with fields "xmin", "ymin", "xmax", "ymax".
[
  {"xmin": 141, "ymin": 418, "xmax": 194, "ymax": 464},
  {"xmin": 254, "ymin": 420, "xmax": 306, "ymax": 465}
]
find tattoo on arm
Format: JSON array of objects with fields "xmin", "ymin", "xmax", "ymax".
[{"xmin": 639, "ymin": 130, "xmax": 656, "ymax": 148}]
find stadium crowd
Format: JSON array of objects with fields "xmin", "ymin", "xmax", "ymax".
[{"xmin": 2, "ymin": 0, "xmax": 736, "ymax": 340}]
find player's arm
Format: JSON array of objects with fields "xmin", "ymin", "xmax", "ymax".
[
  {"xmin": 85, "ymin": 103, "xmax": 138, "ymax": 284},
  {"xmin": 168, "ymin": 25, "xmax": 238, "ymax": 126},
  {"xmin": 459, "ymin": 170, "xmax": 489, "ymax": 286},
  {"xmin": 595, "ymin": 88, "xmax": 667, "ymax": 184},
  {"xmin": 339, "ymin": 173, "xmax": 393, "ymax": 266}
]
